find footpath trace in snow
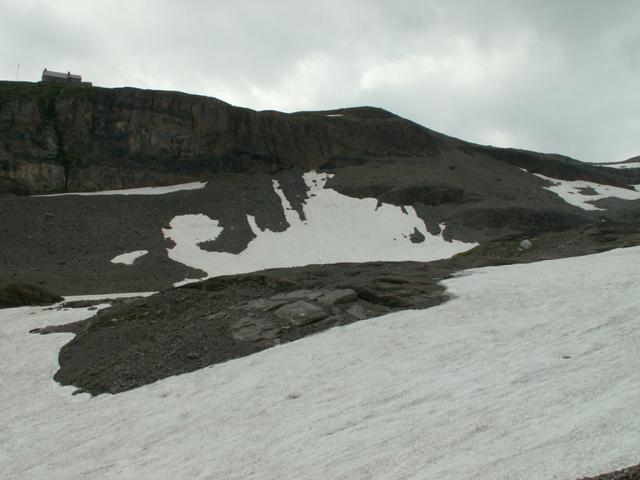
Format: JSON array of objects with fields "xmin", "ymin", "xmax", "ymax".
[{"xmin": 1, "ymin": 246, "xmax": 639, "ymax": 479}]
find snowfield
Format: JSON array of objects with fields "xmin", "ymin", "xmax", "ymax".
[
  {"xmin": 533, "ymin": 173, "xmax": 640, "ymax": 211},
  {"xmin": 163, "ymin": 171, "xmax": 475, "ymax": 282},
  {"xmin": 1, "ymin": 246, "xmax": 639, "ymax": 479}
]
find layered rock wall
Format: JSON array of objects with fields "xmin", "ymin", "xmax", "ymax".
[
  {"xmin": 0, "ymin": 82, "xmax": 445, "ymax": 193},
  {"xmin": 0, "ymin": 81, "xmax": 633, "ymax": 194}
]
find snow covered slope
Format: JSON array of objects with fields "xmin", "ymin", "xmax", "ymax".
[
  {"xmin": 163, "ymin": 171, "xmax": 474, "ymax": 282},
  {"xmin": 2, "ymin": 247, "xmax": 639, "ymax": 479},
  {"xmin": 533, "ymin": 173, "xmax": 640, "ymax": 211}
]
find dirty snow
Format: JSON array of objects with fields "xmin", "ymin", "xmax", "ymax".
[
  {"xmin": 35, "ymin": 181, "xmax": 206, "ymax": 197},
  {"xmin": 596, "ymin": 162, "xmax": 640, "ymax": 169},
  {"xmin": 110, "ymin": 250, "xmax": 149, "ymax": 265},
  {"xmin": 1, "ymin": 246, "xmax": 639, "ymax": 479},
  {"xmin": 63, "ymin": 292, "xmax": 155, "ymax": 302},
  {"xmin": 534, "ymin": 173, "xmax": 640, "ymax": 210},
  {"xmin": 162, "ymin": 171, "xmax": 474, "ymax": 281}
]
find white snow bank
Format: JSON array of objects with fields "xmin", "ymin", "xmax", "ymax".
[
  {"xmin": 2, "ymin": 247, "xmax": 639, "ymax": 479},
  {"xmin": 534, "ymin": 173, "xmax": 640, "ymax": 211},
  {"xmin": 596, "ymin": 161, "xmax": 640, "ymax": 169},
  {"xmin": 163, "ymin": 171, "xmax": 475, "ymax": 281},
  {"xmin": 110, "ymin": 250, "xmax": 148, "ymax": 265},
  {"xmin": 35, "ymin": 181, "xmax": 206, "ymax": 197}
]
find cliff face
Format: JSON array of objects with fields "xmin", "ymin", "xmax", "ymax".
[
  {"xmin": 0, "ymin": 81, "xmax": 449, "ymax": 193},
  {"xmin": 0, "ymin": 81, "xmax": 633, "ymax": 194}
]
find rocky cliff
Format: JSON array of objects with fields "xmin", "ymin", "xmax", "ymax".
[{"xmin": 0, "ymin": 81, "xmax": 632, "ymax": 194}]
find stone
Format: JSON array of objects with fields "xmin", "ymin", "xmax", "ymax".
[
  {"xmin": 409, "ymin": 227, "xmax": 426, "ymax": 244},
  {"xmin": 244, "ymin": 298, "xmax": 288, "ymax": 312},
  {"xmin": 205, "ymin": 311, "xmax": 228, "ymax": 321},
  {"xmin": 271, "ymin": 289, "xmax": 326, "ymax": 301},
  {"xmin": 518, "ymin": 239, "xmax": 533, "ymax": 251},
  {"xmin": 317, "ymin": 289, "xmax": 358, "ymax": 306},
  {"xmin": 328, "ymin": 314, "xmax": 356, "ymax": 327},
  {"xmin": 230, "ymin": 316, "xmax": 280, "ymax": 342},
  {"xmin": 346, "ymin": 304, "xmax": 368, "ymax": 320},
  {"xmin": 274, "ymin": 300, "xmax": 329, "ymax": 326}
]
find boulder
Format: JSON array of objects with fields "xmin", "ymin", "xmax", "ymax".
[
  {"xmin": 346, "ymin": 304, "xmax": 368, "ymax": 320},
  {"xmin": 274, "ymin": 301, "xmax": 329, "ymax": 326},
  {"xmin": 409, "ymin": 227, "xmax": 426, "ymax": 244},
  {"xmin": 317, "ymin": 289, "xmax": 358, "ymax": 306},
  {"xmin": 244, "ymin": 298, "xmax": 288, "ymax": 312},
  {"xmin": 0, "ymin": 283, "xmax": 63, "ymax": 308},
  {"xmin": 230, "ymin": 316, "xmax": 280, "ymax": 342},
  {"xmin": 518, "ymin": 239, "xmax": 533, "ymax": 251},
  {"xmin": 271, "ymin": 289, "xmax": 326, "ymax": 301}
]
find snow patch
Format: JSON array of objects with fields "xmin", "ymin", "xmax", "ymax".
[
  {"xmin": 63, "ymin": 292, "xmax": 155, "ymax": 302},
  {"xmin": 534, "ymin": 173, "xmax": 640, "ymax": 211},
  {"xmin": 1, "ymin": 247, "xmax": 639, "ymax": 479},
  {"xmin": 162, "ymin": 171, "xmax": 475, "ymax": 280},
  {"xmin": 110, "ymin": 250, "xmax": 149, "ymax": 265},
  {"xmin": 35, "ymin": 181, "xmax": 206, "ymax": 197},
  {"xmin": 596, "ymin": 162, "xmax": 640, "ymax": 169}
]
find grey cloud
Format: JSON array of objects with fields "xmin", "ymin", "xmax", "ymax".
[{"xmin": 1, "ymin": 0, "xmax": 638, "ymax": 162}]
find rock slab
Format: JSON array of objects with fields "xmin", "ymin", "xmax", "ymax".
[
  {"xmin": 317, "ymin": 289, "xmax": 359, "ymax": 306},
  {"xmin": 275, "ymin": 301, "xmax": 329, "ymax": 326}
]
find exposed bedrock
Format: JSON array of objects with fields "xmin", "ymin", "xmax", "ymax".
[
  {"xmin": 0, "ymin": 279, "xmax": 62, "ymax": 308},
  {"xmin": 0, "ymin": 81, "xmax": 635, "ymax": 194}
]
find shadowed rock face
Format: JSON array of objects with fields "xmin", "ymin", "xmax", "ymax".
[
  {"xmin": 0, "ymin": 280, "xmax": 62, "ymax": 308},
  {"xmin": 0, "ymin": 81, "xmax": 446, "ymax": 193},
  {"xmin": 0, "ymin": 81, "xmax": 634, "ymax": 194}
]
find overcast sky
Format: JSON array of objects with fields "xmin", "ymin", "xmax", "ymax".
[{"xmin": 1, "ymin": 0, "xmax": 639, "ymax": 163}]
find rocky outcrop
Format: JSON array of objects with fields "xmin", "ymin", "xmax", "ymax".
[
  {"xmin": 0, "ymin": 81, "xmax": 634, "ymax": 194},
  {"xmin": 0, "ymin": 281, "xmax": 62, "ymax": 308},
  {"xmin": 0, "ymin": 81, "xmax": 447, "ymax": 193}
]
